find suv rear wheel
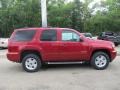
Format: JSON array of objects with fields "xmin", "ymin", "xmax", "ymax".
[
  {"xmin": 91, "ymin": 52, "xmax": 110, "ymax": 70},
  {"xmin": 22, "ymin": 54, "xmax": 41, "ymax": 72}
]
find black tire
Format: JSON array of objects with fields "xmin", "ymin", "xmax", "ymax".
[
  {"xmin": 22, "ymin": 54, "xmax": 42, "ymax": 72},
  {"xmin": 91, "ymin": 52, "xmax": 110, "ymax": 70}
]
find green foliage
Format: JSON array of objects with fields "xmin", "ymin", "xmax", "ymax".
[
  {"xmin": 0, "ymin": 0, "xmax": 41, "ymax": 37},
  {"xmin": 0, "ymin": 0, "xmax": 120, "ymax": 37}
]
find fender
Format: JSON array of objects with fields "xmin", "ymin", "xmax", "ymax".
[{"xmin": 19, "ymin": 45, "xmax": 43, "ymax": 60}]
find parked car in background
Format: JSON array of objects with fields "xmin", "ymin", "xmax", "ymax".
[
  {"xmin": 7, "ymin": 28, "xmax": 117, "ymax": 72},
  {"xmin": 82, "ymin": 33, "xmax": 97, "ymax": 40},
  {"xmin": 0, "ymin": 38, "xmax": 9, "ymax": 48},
  {"xmin": 82, "ymin": 33, "xmax": 93, "ymax": 39},
  {"xmin": 98, "ymin": 32, "xmax": 120, "ymax": 46}
]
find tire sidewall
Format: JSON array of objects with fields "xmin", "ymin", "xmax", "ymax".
[
  {"xmin": 22, "ymin": 54, "xmax": 41, "ymax": 72},
  {"xmin": 91, "ymin": 52, "xmax": 110, "ymax": 70}
]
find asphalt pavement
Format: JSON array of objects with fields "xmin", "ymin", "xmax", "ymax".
[
  {"xmin": 0, "ymin": 48, "xmax": 120, "ymax": 90},
  {"xmin": 116, "ymin": 46, "xmax": 120, "ymax": 55}
]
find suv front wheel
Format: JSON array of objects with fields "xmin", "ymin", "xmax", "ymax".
[
  {"xmin": 91, "ymin": 52, "xmax": 110, "ymax": 70},
  {"xmin": 22, "ymin": 54, "xmax": 42, "ymax": 72}
]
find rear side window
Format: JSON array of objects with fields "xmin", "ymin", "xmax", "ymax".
[
  {"xmin": 40, "ymin": 30, "xmax": 57, "ymax": 41},
  {"xmin": 12, "ymin": 30, "xmax": 36, "ymax": 41}
]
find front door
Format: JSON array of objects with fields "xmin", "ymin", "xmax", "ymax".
[{"xmin": 59, "ymin": 30, "xmax": 88, "ymax": 61}]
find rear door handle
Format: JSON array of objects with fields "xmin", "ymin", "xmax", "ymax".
[{"xmin": 60, "ymin": 43, "xmax": 67, "ymax": 46}]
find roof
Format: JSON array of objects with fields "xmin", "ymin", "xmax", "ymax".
[{"xmin": 14, "ymin": 27, "xmax": 74, "ymax": 31}]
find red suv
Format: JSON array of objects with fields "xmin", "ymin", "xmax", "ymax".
[{"xmin": 7, "ymin": 28, "xmax": 117, "ymax": 72}]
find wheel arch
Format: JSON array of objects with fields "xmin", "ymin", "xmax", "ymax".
[
  {"xmin": 91, "ymin": 49, "xmax": 111, "ymax": 62},
  {"xmin": 20, "ymin": 50, "xmax": 42, "ymax": 63}
]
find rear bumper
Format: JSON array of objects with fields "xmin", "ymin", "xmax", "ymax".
[
  {"xmin": 111, "ymin": 50, "xmax": 117, "ymax": 61},
  {"xmin": 7, "ymin": 52, "xmax": 20, "ymax": 63}
]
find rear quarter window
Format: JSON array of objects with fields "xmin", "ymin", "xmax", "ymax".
[{"xmin": 12, "ymin": 30, "xmax": 36, "ymax": 41}]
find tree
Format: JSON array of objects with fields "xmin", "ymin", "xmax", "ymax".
[
  {"xmin": 71, "ymin": 0, "xmax": 84, "ymax": 31},
  {"xmin": 0, "ymin": 0, "xmax": 120, "ymax": 37},
  {"xmin": 0, "ymin": 0, "xmax": 41, "ymax": 37}
]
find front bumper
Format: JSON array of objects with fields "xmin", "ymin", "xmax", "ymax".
[{"xmin": 111, "ymin": 50, "xmax": 117, "ymax": 61}]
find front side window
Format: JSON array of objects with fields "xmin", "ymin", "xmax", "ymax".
[
  {"xmin": 40, "ymin": 30, "xmax": 57, "ymax": 41},
  {"xmin": 12, "ymin": 30, "xmax": 36, "ymax": 41},
  {"xmin": 62, "ymin": 30, "xmax": 80, "ymax": 42}
]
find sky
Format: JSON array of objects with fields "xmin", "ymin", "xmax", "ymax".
[
  {"xmin": 67, "ymin": 0, "xmax": 106, "ymax": 7},
  {"xmin": 67, "ymin": 0, "xmax": 107, "ymax": 14},
  {"xmin": 67, "ymin": 0, "xmax": 106, "ymax": 2}
]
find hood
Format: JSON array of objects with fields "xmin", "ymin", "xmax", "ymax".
[{"xmin": 86, "ymin": 38, "xmax": 113, "ymax": 47}]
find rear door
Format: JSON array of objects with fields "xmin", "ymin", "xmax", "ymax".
[{"xmin": 39, "ymin": 29, "xmax": 60, "ymax": 61}]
